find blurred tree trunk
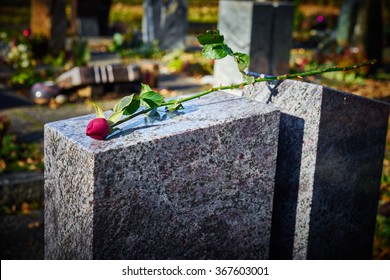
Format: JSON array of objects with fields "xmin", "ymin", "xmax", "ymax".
[
  {"xmin": 350, "ymin": 0, "xmax": 383, "ymax": 71},
  {"xmin": 30, "ymin": 0, "xmax": 66, "ymax": 56}
]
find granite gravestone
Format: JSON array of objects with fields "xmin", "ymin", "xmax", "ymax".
[
  {"xmin": 243, "ymin": 80, "xmax": 389, "ymax": 259},
  {"xmin": 142, "ymin": 0, "xmax": 188, "ymax": 50},
  {"xmin": 45, "ymin": 92, "xmax": 280, "ymax": 259},
  {"xmin": 214, "ymin": 0, "xmax": 294, "ymax": 85}
]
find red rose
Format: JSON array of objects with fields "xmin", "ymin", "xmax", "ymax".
[
  {"xmin": 86, "ymin": 118, "xmax": 110, "ymax": 140},
  {"xmin": 22, "ymin": 29, "xmax": 31, "ymax": 37}
]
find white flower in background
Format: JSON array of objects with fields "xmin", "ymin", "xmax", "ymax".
[
  {"xmin": 21, "ymin": 60, "xmax": 29, "ymax": 68},
  {"xmin": 7, "ymin": 52, "xmax": 14, "ymax": 60},
  {"xmin": 17, "ymin": 44, "xmax": 28, "ymax": 52}
]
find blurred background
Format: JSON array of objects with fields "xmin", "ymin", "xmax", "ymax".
[{"xmin": 0, "ymin": 0, "xmax": 389, "ymax": 259}]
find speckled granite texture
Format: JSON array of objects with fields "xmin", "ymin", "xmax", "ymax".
[
  {"xmin": 243, "ymin": 80, "xmax": 389, "ymax": 259},
  {"xmin": 44, "ymin": 91, "xmax": 280, "ymax": 259}
]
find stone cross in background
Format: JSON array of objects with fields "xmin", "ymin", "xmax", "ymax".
[
  {"xmin": 243, "ymin": 80, "xmax": 389, "ymax": 259},
  {"xmin": 142, "ymin": 0, "xmax": 188, "ymax": 50},
  {"xmin": 214, "ymin": 0, "xmax": 295, "ymax": 85}
]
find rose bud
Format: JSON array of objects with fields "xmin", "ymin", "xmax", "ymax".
[
  {"xmin": 86, "ymin": 118, "xmax": 110, "ymax": 140},
  {"xmin": 22, "ymin": 29, "xmax": 31, "ymax": 37}
]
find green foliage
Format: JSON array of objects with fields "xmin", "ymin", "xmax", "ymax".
[
  {"xmin": 121, "ymin": 41, "xmax": 163, "ymax": 59},
  {"xmin": 139, "ymin": 84, "xmax": 165, "ymax": 109},
  {"xmin": 42, "ymin": 51, "xmax": 66, "ymax": 68},
  {"xmin": 298, "ymin": 59, "xmax": 366, "ymax": 86},
  {"xmin": 109, "ymin": 2, "xmax": 143, "ymax": 30},
  {"xmin": 198, "ymin": 30, "xmax": 232, "ymax": 60},
  {"xmin": 376, "ymin": 215, "xmax": 390, "ymax": 246},
  {"xmin": 123, "ymin": 97, "xmax": 141, "ymax": 116},
  {"xmin": 187, "ymin": 3, "xmax": 219, "ymax": 24},
  {"xmin": 113, "ymin": 96, "xmax": 134, "ymax": 113},
  {"xmin": 109, "ymin": 33, "xmax": 125, "ymax": 53},
  {"xmin": 1, "ymin": 32, "xmax": 64, "ymax": 87},
  {"xmin": 197, "ymin": 30, "xmax": 225, "ymax": 45},
  {"xmin": 9, "ymin": 69, "xmax": 42, "ymax": 87},
  {"xmin": 0, "ymin": 134, "xmax": 43, "ymax": 174},
  {"xmin": 323, "ymin": 71, "xmax": 365, "ymax": 85},
  {"xmin": 197, "ymin": 30, "xmax": 250, "ymax": 80},
  {"xmin": 93, "ymin": 102, "xmax": 105, "ymax": 118},
  {"xmin": 164, "ymin": 50, "xmax": 213, "ymax": 76},
  {"xmin": 71, "ymin": 39, "xmax": 90, "ymax": 66},
  {"xmin": 113, "ymin": 84, "xmax": 165, "ymax": 115},
  {"xmin": 97, "ymin": 81, "xmax": 191, "ymax": 129},
  {"xmin": 3, "ymin": 38, "xmax": 43, "ymax": 87},
  {"xmin": 107, "ymin": 111, "xmax": 124, "ymax": 125},
  {"xmin": 165, "ymin": 100, "xmax": 184, "ymax": 112},
  {"xmin": 234, "ymin": 52, "xmax": 250, "ymax": 72}
]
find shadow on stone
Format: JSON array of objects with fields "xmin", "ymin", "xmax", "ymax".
[{"xmin": 270, "ymin": 113, "xmax": 304, "ymax": 259}]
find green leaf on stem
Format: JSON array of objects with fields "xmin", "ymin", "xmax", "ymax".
[
  {"xmin": 201, "ymin": 43, "xmax": 233, "ymax": 60},
  {"xmin": 107, "ymin": 111, "xmax": 123, "ymax": 125},
  {"xmin": 165, "ymin": 100, "xmax": 184, "ymax": 112},
  {"xmin": 139, "ymin": 83, "xmax": 165, "ymax": 108},
  {"xmin": 113, "ymin": 95, "xmax": 133, "ymax": 113},
  {"xmin": 140, "ymin": 83, "xmax": 153, "ymax": 94},
  {"xmin": 234, "ymin": 52, "xmax": 250, "ymax": 71},
  {"xmin": 140, "ymin": 90, "xmax": 165, "ymax": 108},
  {"xmin": 197, "ymin": 30, "xmax": 224, "ymax": 45},
  {"xmin": 92, "ymin": 102, "xmax": 105, "ymax": 118},
  {"xmin": 123, "ymin": 98, "xmax": 140, "ymax": 115},
  {"xmin": 244, "ymin": 74, "xmax": 255, "ymax": 84}
]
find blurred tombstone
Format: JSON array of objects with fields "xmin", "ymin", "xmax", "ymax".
[
  {"xmin": 142, "ymin": 0, "xmax": 162, "ymax": 45},
  {"xmin": 76, "ymin": 18, "xmax": 100, "ymax": 37},
  {"xmin": 214, "ymin": 0, "xmax": 294, "ymax": 85},
  {"xmin": 335, "ymin": 0, "xmax": 383, "ymax": 72},
  {"xmin": 351, "ymin": 0, "xmax": 382, "ymax": 71},
  {"xmin": 335, "ymin": 0, "xmax": 359, "ymax": 48},
  {"xmin": 75, "ymin": 0, "xmax": 112, "ymax": 36},
  {"xmin": 30, "ymin": 0, "xmax": 67, "ymax": 56},
  {"xmin": 142, "ymin": 0, "xmax": 188, "ymax": 50}
]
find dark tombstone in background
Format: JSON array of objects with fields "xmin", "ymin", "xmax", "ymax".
[
  {"xmin": 142, "ymin": 0, "xmax": 162, "ymax": 45},
  {"xmin": 142, "ymin": 0, "xmax": 188, "ymax": 50},
  {"xmin": 335, "ymin": 0, "xmax": 383, "ymax": 72},
  {"xmin": 335, "ymin": 0, "xmax": 358, "ymax": 48},
  {"xmin": 76, "ymin": 0, "xmax": 112, "ymax": 36},
  {"xmin": 214, "ymin": 0, "xmax": 295, "ymax": 85}
]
